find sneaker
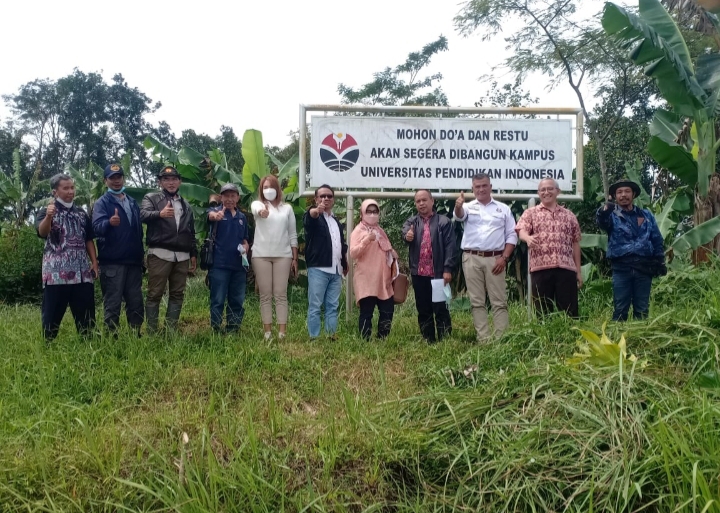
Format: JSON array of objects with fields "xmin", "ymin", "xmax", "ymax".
[
  {"xmin": 263, "ymin": 332, "xmax": 273, "ymax": 342},
  {"xmin": 278, "ymin": 332, "xmax": 286, "ymax": 340}
]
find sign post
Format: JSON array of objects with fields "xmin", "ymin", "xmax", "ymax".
[{"xmin": 299, "ymin": 105, "xmax": 584, "ymax": 321}]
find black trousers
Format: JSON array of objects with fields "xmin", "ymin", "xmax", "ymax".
[
  {"xmin": 531, "ymin": 268, "xmax": 579, "ymax": 318},
  {"xmin": 412, "ymin": 275, "xmax": 452, "ymax": 342},
  {"xmin": 358, "ymin": 296, "xmax": 394, "ymax": 340},
  {"xmin": 41, "ymin": 283, "xmax": 96, "ymax": 341},
  {"xmin": 99, "ymin": 264, "xmax": 144, "ymax": 331}
]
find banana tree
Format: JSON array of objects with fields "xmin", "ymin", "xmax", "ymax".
[
  {"xmin": 0, "ymin": 149, "xmax": 41, "ymax": 228},
  {"xmin": 603, "ymin": 0, "xmax": 720, "ymax": 260}
]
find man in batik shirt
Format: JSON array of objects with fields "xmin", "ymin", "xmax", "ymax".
[
  {"xmin": 36, "ymin": 173, "xmax": 99, "ymax": 341},
  {"xmin": 402, "ymin": 190, "xmax": 457, "ymax": 343},
  {"xmin": 516, "ymin": 179, "xmax": 582, "ymax": 318}
]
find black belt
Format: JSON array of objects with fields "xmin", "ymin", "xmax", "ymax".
[{"xmin": 463, "ymin": 250, "xmax": 503, "ymax": 257}]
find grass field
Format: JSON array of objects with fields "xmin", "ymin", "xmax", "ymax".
[{"xmin": 1, "ymin": 263, "xmax": 719, "ymax": 512}]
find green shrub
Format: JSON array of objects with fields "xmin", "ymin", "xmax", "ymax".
[{"xmin": 0, "ymin": 226, "xmax": 43, "ymax": 302}]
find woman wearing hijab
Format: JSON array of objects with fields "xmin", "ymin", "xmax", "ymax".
[
  {"xmin": 251, "ymin": 175, "xmax": 299, "ymax": 341},
  {"xmin": 349, "ymin": 199, "xmax": 398, "ymax": 340}
]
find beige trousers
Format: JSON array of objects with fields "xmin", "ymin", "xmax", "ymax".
[
  {"xmin": 462, "ymin": 252, "xmax": 509, "ymax": 340},
  {"xmin": 252, "ymin": 256, "xmax": 292, "ymax": 324}
]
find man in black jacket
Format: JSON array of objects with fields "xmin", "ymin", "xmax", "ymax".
[
  {"xmin": 140, "ymin": 166, "xmax": 197, "ymax": 333},
  {"xmin": 92, "ymin": 163, "xmax": 144, "ymax": 335},
  {"xmin": 303, "ymin": 184, "xmax": 348, "ymax": 339},
  {"xmin": 402, "ymin": 190, "xmax": 457, "ymax": 343}
]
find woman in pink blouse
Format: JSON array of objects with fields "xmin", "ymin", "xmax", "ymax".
[{"xmin": 349, "ymin": 199, "xmax": 399, "ymax": 340}]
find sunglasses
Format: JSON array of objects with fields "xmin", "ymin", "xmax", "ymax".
[{"xmin": 318, "ymin": 194, "xmax": 334, "ymax": 199}]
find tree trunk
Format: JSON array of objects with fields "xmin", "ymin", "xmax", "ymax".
[{"xmin": 693, "ymin": 172, "xmax": 720, "ymax": 264}]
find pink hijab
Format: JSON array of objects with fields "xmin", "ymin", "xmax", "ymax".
[{"xmin": 360, "ymin": 199, "xmax": 393, "ymax": 253}]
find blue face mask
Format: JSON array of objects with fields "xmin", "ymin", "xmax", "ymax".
[{"xmin": 108, "ymin": 186, "xmax": 126, "ymax": 195}]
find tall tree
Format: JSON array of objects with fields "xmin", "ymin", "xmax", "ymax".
[
  {"xmin": 455, "ymin": 0, "xmax": 654, "ymax": 198},
  {"xmin": 337, "ymin": 36, "xmax": 449, "ymax": 108}
]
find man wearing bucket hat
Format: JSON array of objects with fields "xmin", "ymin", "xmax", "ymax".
[
  {"xmin": 597, "ymin": 179, "xmax": 666, "ymax": 321},
  {"xmin": 140, "ymin": 165, "xmax": 197, "ymax": 333},
  {"xmin": 92, "ymin": 163, "xmax": 144, "ymax": 336}
]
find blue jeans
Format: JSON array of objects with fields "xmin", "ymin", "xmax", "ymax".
[
  {"xmin": 209, "ymin": 267, "xmax": 246, "ymax": 331},
  {"xmin": 307, "ymin": 267, "xmax": 342, "ymax": 337},
  {"xmin": 612, "ymin": 266, "xmax": 653, "ymax": 321}
]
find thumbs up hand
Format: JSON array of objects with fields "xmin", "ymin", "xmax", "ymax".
[
  {"xmin": 46, "ymin": 198, "xmax": 57, "ymax": 218},
  {"xmin": 406, "ymin": 226, "xmax": 415, "ymax": 242},
  {"xmin": 110, "ymin": 208, "xmax": 121, "ymax": 226},
  {"xmin": 160, "ymin": 201, "xmax": 175, "ymax": 218},
  {"xmin": 455, "ymin": 191, "xmax": 465, "ymax": 210}
]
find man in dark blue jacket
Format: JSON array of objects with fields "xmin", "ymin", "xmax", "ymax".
[
  {"xmin": 303, "ymin": 184, "xmax": 348, "ymax": 339},
  {"xmin": 597, "ymin": 180, "xmax": 666, "ymax": 321},
  {"xmin": 207, "ymin": 183, "xmax": 249, "ymax": 333},
  {"xmin": 92, "ymin": 163, "xmax": 145, "ymax": 335}
]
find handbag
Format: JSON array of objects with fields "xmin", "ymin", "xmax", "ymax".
[
  {"xmin": 392, "ymin": 259, "xmax": 410, "ymax": 305},
  {"xmin": 199, "ymin": 221, "xmax": 219, "ymax": 271}
]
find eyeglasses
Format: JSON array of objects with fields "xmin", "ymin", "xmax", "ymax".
[
  {"xmin": 538, "ymin": 187, "xmax": 557, "ymax": 193},
  {"xmin": 366, "ymin": 210, "xmax": 379, "ymax": 215},
  {"xmin": 318, "ymin": 194, "xmax": 334, "ymax": 199}
]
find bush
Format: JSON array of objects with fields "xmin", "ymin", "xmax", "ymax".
[{"xmin": 0, "ymin": 226, "xmax": 44, "ymax": 302}]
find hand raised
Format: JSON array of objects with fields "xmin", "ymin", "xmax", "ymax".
[
  {"xmin": 110, "ymin": 208, "xmax": 121, "ymax": 226},
  {"xmin": 259, "ymin": 202, "xmax": 270, "ymax": 218},
  {"xmin": 160, "ymin": 202, "xmax": 175, "ymax": 218},
  {"xmin": 316, "ymin": 200, "xmax": 326, "ymax": 214},
  {"xmin": 455, "ymin": 191, "xmax": 465, "ymax": 210},
  {"xmin": 46, "ymin": 198, "xmax": 57, "ymax": 217},
  {"xmin": 405, "ymin": 226, "xmax": 415, "ymax": 242}
]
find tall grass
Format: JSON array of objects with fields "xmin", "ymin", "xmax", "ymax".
[{"xmin": 0, "ymin": 263, "xmax": 718, "ymax": 511}]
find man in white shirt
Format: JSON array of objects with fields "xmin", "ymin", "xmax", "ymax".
[{"xmin": 453, "ymin": 173, "xmax": 517, "ymax": 341}]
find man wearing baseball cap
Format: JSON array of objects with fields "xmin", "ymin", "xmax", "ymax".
[
  {"xmin": 206, "ymin": 183, "xmax": 249, "ymax": 334},
  {"xmin": 92, "ymin": 163, "xmax": 145, "ymax": 335},
  {"xmin": 140, "ymin": 165, "xmax": 197, "ymax": 333},
  {"xmin": 597, "ymin": 179, "xmax": 666, "ymax": 321}
]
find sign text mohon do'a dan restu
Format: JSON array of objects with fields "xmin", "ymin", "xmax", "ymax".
[{"xmin": 310, "ymin": 116, "xmax": 573, "ymax": 191}]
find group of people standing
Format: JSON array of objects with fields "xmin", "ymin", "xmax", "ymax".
[{"xmin": 36, "ymin": 165, "xmax": 666, "ymax": 343}]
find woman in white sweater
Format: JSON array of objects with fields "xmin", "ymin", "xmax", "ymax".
[{"xmin": 251, "ymin": 175, "xmax": 298, "ymax": 340}]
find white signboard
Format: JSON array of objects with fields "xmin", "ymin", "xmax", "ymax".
[{"xmin": 310, "ymin": 116, "xmax": 573, "ymax": 191}]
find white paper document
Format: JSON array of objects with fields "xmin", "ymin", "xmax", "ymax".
[{"xmin": 431, "ymin": 279, "xmax": 450, "ymax": 303}]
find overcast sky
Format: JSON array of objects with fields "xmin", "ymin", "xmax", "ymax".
[{"xmin": 0, "ymin": 0, "xmax": 611, "ymax": 149}]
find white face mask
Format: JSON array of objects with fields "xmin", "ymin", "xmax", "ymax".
[
  {"xmin": 55, "ymin": 198, "xmax": 74, "ymax": 208},
  {"xmin": 263, "ymin": 188, "xmax": 277, "ymax": 201},
  {"xmin": 364, "ymin": 213, "xmax": 379, "ymax": 225}
]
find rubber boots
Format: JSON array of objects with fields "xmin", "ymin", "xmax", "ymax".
[
  {"xmin": 146, "ymin": 303, "xmax": 160, "ymax": 334},
  {"xmin": 165, "ymin": 301, "xmax": 183, "ymax": 332}
]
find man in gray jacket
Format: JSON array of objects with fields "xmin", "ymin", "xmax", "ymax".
[
  {"xmin": 402, "ymin": 190, "xmax": 457, "ymax": 343},
  {"xmin": 140, "ymin": 166, "xmax": 197, "ymax": 333}
]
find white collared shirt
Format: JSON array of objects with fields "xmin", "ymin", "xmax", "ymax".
[
  {"xmin": 454, "ymin": 197, "xmax": 518, "ymax": 251},
  {"xmin": 315, "ymin": 212, "xmax": 343, "ymax": 275}
]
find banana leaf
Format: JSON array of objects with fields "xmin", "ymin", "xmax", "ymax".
[
  {"xmin": 175, "ymin": 163, "xmax": 203, "ymax": 183},
  {"xmin": 655, "ymin": 194, "xmax": 680, "ymax": 240},
  {"xmin": 602, "ymin": 0, "xmax": 705, "ymax": 116},
  {"xmin": 241, "ymin": 129, "xmax": 269, "ymax": 191},
  {"xmin": 647, "ymin": 136, "xmax": 697, "ymax": 188},
  {"xmin": 178, "ymin": 147, "xmax": 205, "ymax": 168},
  {"xmin": 671, "ymin": 216, "xmax": 720, "ymax": 253},
  {"xmin": 580, "ymin": 234, "xmax": 608, "ymax": 251},
  {"xmin": 125, "ymin": 187, "xmax": 154, "ymax": 204},
  {"xmin": 696, "ymin": 53, "xmax": 720, "ymax": 116},
  {"xmin": 178, "ymin": 183, "xmax": 216, "ymax": 204},
  {"xmin": 143, "ymin": 135, "xmax": 178, "ymax": 164}
]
